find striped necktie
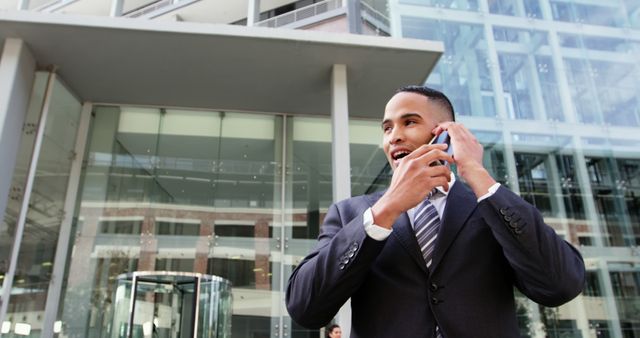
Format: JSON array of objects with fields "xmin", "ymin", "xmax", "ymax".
[
  {"xmin": 413, "ymin": 197, "xmax": 441, "ymax": 269},
  {"xmin": 413, "ymin": 196, "xmax": 444, "ymax": 338}
]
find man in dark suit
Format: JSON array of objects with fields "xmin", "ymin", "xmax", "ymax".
[{"xmin": 286, "ymin": 86, "xmax": 585, "ymax": 337}]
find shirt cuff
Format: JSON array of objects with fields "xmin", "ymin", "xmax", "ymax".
[
  {"xmin": 477, "ymin": 183, "xmax": 501, "ymax": 202},
  {"xmin": 363, "ymin": 207, "xmax": 392, "ymax": 241}
]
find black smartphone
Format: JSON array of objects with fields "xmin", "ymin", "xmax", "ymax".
[{"xmin": 428, "ymin": 131, "xmax": 453, "ymax": 165}]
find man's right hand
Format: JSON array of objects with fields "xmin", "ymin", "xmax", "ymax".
[{"xmin": 371, "ymin": 143, "xmax": 453, "ymax": 229}]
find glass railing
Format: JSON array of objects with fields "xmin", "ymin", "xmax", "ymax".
[
  {"xmin": 123, "ymin": 0, "xmax": 201, "ymax": 18},
  {"xmin": 256, "ymin": 0, "xmax": 344, "ymax": 28}
]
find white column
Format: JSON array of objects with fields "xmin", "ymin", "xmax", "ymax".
[
  {"xmin": 482, "ymin": 18, "xmax": 520, "ymax": 192},
  {"xmin": 571, "ymin": 135, "xmax": 605, "ymax": 247},
  {"xmin": 331, "ymin": 64, "xmax": 352, "ymax": 202},
  {"xmin": 0, "ymin": 37, "xmax": 36, "ymax": 327},
  {"xmin": 539, "ymin": 0, "xmax": 579, "ymax": 124},
  {"xmin": 110, "ymin": 0, "xmax": 124, "ymax": 17},
  {"xmin": 17, "ymin": 0, "xmax": 30, "ymax": 10},
  {"xmin": 247, "ymin": 0, "xmax": 260, "ymax": 26},
  {"xmin": 597, "ymin": 260, "xmax": 623, "ymax": 338},
  {"xmin": 0, "ymin": 38, "xmax": 36, "ymax": 255},
  {"xmin": 41, "ymin": 102, "xmax": 92, "ymax": 338},
  {"xmin": 331, "ymin": 64, "xmax": 352, "ymax": 337}
]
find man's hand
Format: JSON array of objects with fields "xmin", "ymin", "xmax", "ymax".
[
  {"xmin": 371, "ymin": 144, "xmax": 453, "ymax": 229},
  {"xmin": 433, "ymin": 122, "xmax": 497, "ymax": 199}
]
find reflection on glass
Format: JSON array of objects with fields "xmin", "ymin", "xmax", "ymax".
[
  {"xmin": 489, "ymin": 0, "xmax": 542, "ymax": 18},
  {"xmin": 286, "ymin": 116, "xmax": 332, "ymax": 337},
  {"xmin": 586, "ymin": 156, "xmax": 640, "ymax": 247},
  {"xmin": 60, "ymin": 107, "xmax": 287, "ymax": 337},
  {"xmin": 403, "ymin": 18, "xmax": 494, "ymax": 117},
  {"xmin": 609, "ymin": 265, "xmax": 640, "ymax": 337},
  {"xmin": 2, "ymin": 73, "xmax": 82, "ymax": 337},
  {"xmin": 349, "ymin": 119, "xmax": 389, "ymax": 196},
  {"xmin": 397, "ymin": 1, "xmax": 640, "ymax": 336},
  {"xmin": 399, "ymin": 0, "xmax": 479, "ymax": 11},
  {"xmin": 494, "ymin": 29, "xmax": 565, "ymax": 121},
  {"xmin": 1, "ymin": 72, "xmax": 49, "ymax": 298},
  {"xmin": 550, "ymin": 0, "xmax": 628, "ymax": 28}
]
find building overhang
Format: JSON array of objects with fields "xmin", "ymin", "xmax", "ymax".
[{"xmin": 0, "ymin": 10, "xmax": 443, "ymax": 118}]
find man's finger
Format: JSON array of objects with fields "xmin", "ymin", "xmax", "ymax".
[{"xmin": 402, "ymin": 143, "xmax": 448, "ymax": 161}]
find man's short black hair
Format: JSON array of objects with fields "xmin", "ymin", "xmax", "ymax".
[{"xmin": 396, "ymin": 85, "xmax": 455, "ymax": 122}]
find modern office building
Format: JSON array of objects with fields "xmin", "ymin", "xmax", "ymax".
[{"xmin": 0, "ymin": 0, "xmax": 638, "ymax": 337}]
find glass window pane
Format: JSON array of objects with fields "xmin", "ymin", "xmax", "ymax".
[
  {"xmin": 3, "ymin": 74, "xmax": 82, "ymax": 337},
  {"xmin": 59, "ymin": 107, "xmax": 286, "ymax": 337},
  {"xmin": 399, "ymin": 0, "xmax": 479, "ymax": 12},
  {"xmin": 349, "ymin": 119, "xmax": 390, "ymax": 196},
  {"xmin": 402, "ymin": 17, "xmax": 494, "ymax": 118}
]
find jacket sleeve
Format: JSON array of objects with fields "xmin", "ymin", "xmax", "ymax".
[
  {"xmin": 480, "ymin": 185, "xmax": 586, "ymax": 307},
  {"xmin": 285, "ymin": 200, "xmax": 387, "ymax": 328}
]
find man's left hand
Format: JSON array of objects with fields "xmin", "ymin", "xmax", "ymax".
[{"xmin": 433, "ymin": 122, "xmax": 497, "ymax": 199}]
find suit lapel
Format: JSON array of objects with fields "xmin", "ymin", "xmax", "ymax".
[
  {"xmin": 365, "ymin": 191, "xmax": 428, "ymax": 275},
  {"xmin": 391, "ymin": 213, "xmax": 429, "ymax": 275},
  {"xmin": 430, "ymin": 182, "xmax": 478, "ymax": 273}
]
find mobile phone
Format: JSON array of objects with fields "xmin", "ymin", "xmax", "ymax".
[{"xmin": 428, "ymin": 131, "xmax": 453, "ymax": 165}]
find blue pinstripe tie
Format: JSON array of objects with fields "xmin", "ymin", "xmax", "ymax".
[
  {"xmin": 413, "ymin": 197, "xmax": 441, "ymax": 269},
  {"xmin": 414, "ymin": 196, "xmax": 444, "ymax": 338}
]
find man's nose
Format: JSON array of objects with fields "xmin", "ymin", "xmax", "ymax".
[{"xmin": 388, "ymin": 127, "xmax": 404, "ymax": 144}]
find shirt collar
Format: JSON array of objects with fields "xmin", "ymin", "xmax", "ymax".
[{"xmin": 433, "ymin": 172, "xmax": 456, "ymax": 198}]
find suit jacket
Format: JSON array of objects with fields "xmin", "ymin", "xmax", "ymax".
[{"xmin": 286, "ymin": 182, "xmax": 585, "ymax": 338}]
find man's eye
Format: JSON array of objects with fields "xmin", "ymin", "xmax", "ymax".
[
  {"xmin": 406, "ymin": 120, "xmax": 416, "ymax": 125},
  {"xmin": 383, "ymin": 126, "xmax": 392, "ymax": 133}
]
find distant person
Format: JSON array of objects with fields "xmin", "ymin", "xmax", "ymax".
[
  {"xmin": 286, "ymin": 85, "xmax": 585, "ymax": 337},
  {"xmin": 326, "ymin": 324, "xmax": 341, "ymax": 338}
]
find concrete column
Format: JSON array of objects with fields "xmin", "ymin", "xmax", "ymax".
[
  {"xmin": 347, "ymin": 0, "xmax": 363, "ymax": 34},
  {"xmin": 110, "ymin": 0, "xmax": 124, "ymax": 17},
  {"xmin": 331, "ymin": 63, "xmax": 352, "ymax": 337},
  {"xmin": 331, "ymin": 64, "xmax": 352, "ymax": 203},
  {"xmin": 17, "ymin": 0, "xmax": 30, "ymax": 10},
  {"xmin": 247, "ymin": 0, "xmax": 260, "ymax": 26}
]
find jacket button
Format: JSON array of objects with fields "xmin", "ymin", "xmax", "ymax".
[
  {"xmin": 499, "ymin": 207, "xmax": 509, "ymax": 215},
  {"xmin": 339, "ymin": 264, "xmax": 345, "ymax": 270},
  {"xmin": 431, "ymin": 297, "xmax": 441, "ymax": 304},
  {"xmin": 504, "ymin": 215, "xmax": 512, "ymax": 222},
  {"xmin": 509, "ymin": 220, "xmax": 519, "ymax": 228},
  {"xmin": 430, "ymin": 283, "xmax": 439, "ymax": 292}
]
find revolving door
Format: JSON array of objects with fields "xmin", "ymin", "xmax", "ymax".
[{"xmin": 111, "ymin": 272, "xmax": 232, "ymax": 338}]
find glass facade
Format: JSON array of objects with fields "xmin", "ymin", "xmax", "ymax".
[
  {"xmin": 1, "ymin": 72, "xmax": 82, "ymax": 337},
  {"xmin": 393, "ymin": 0, "xmax": 640, "ymax": 336}
]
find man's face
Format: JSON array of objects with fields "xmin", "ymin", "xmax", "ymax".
[{"xmin": 381, "ymin": 92, "xmax": 444, "ymax": 170}]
